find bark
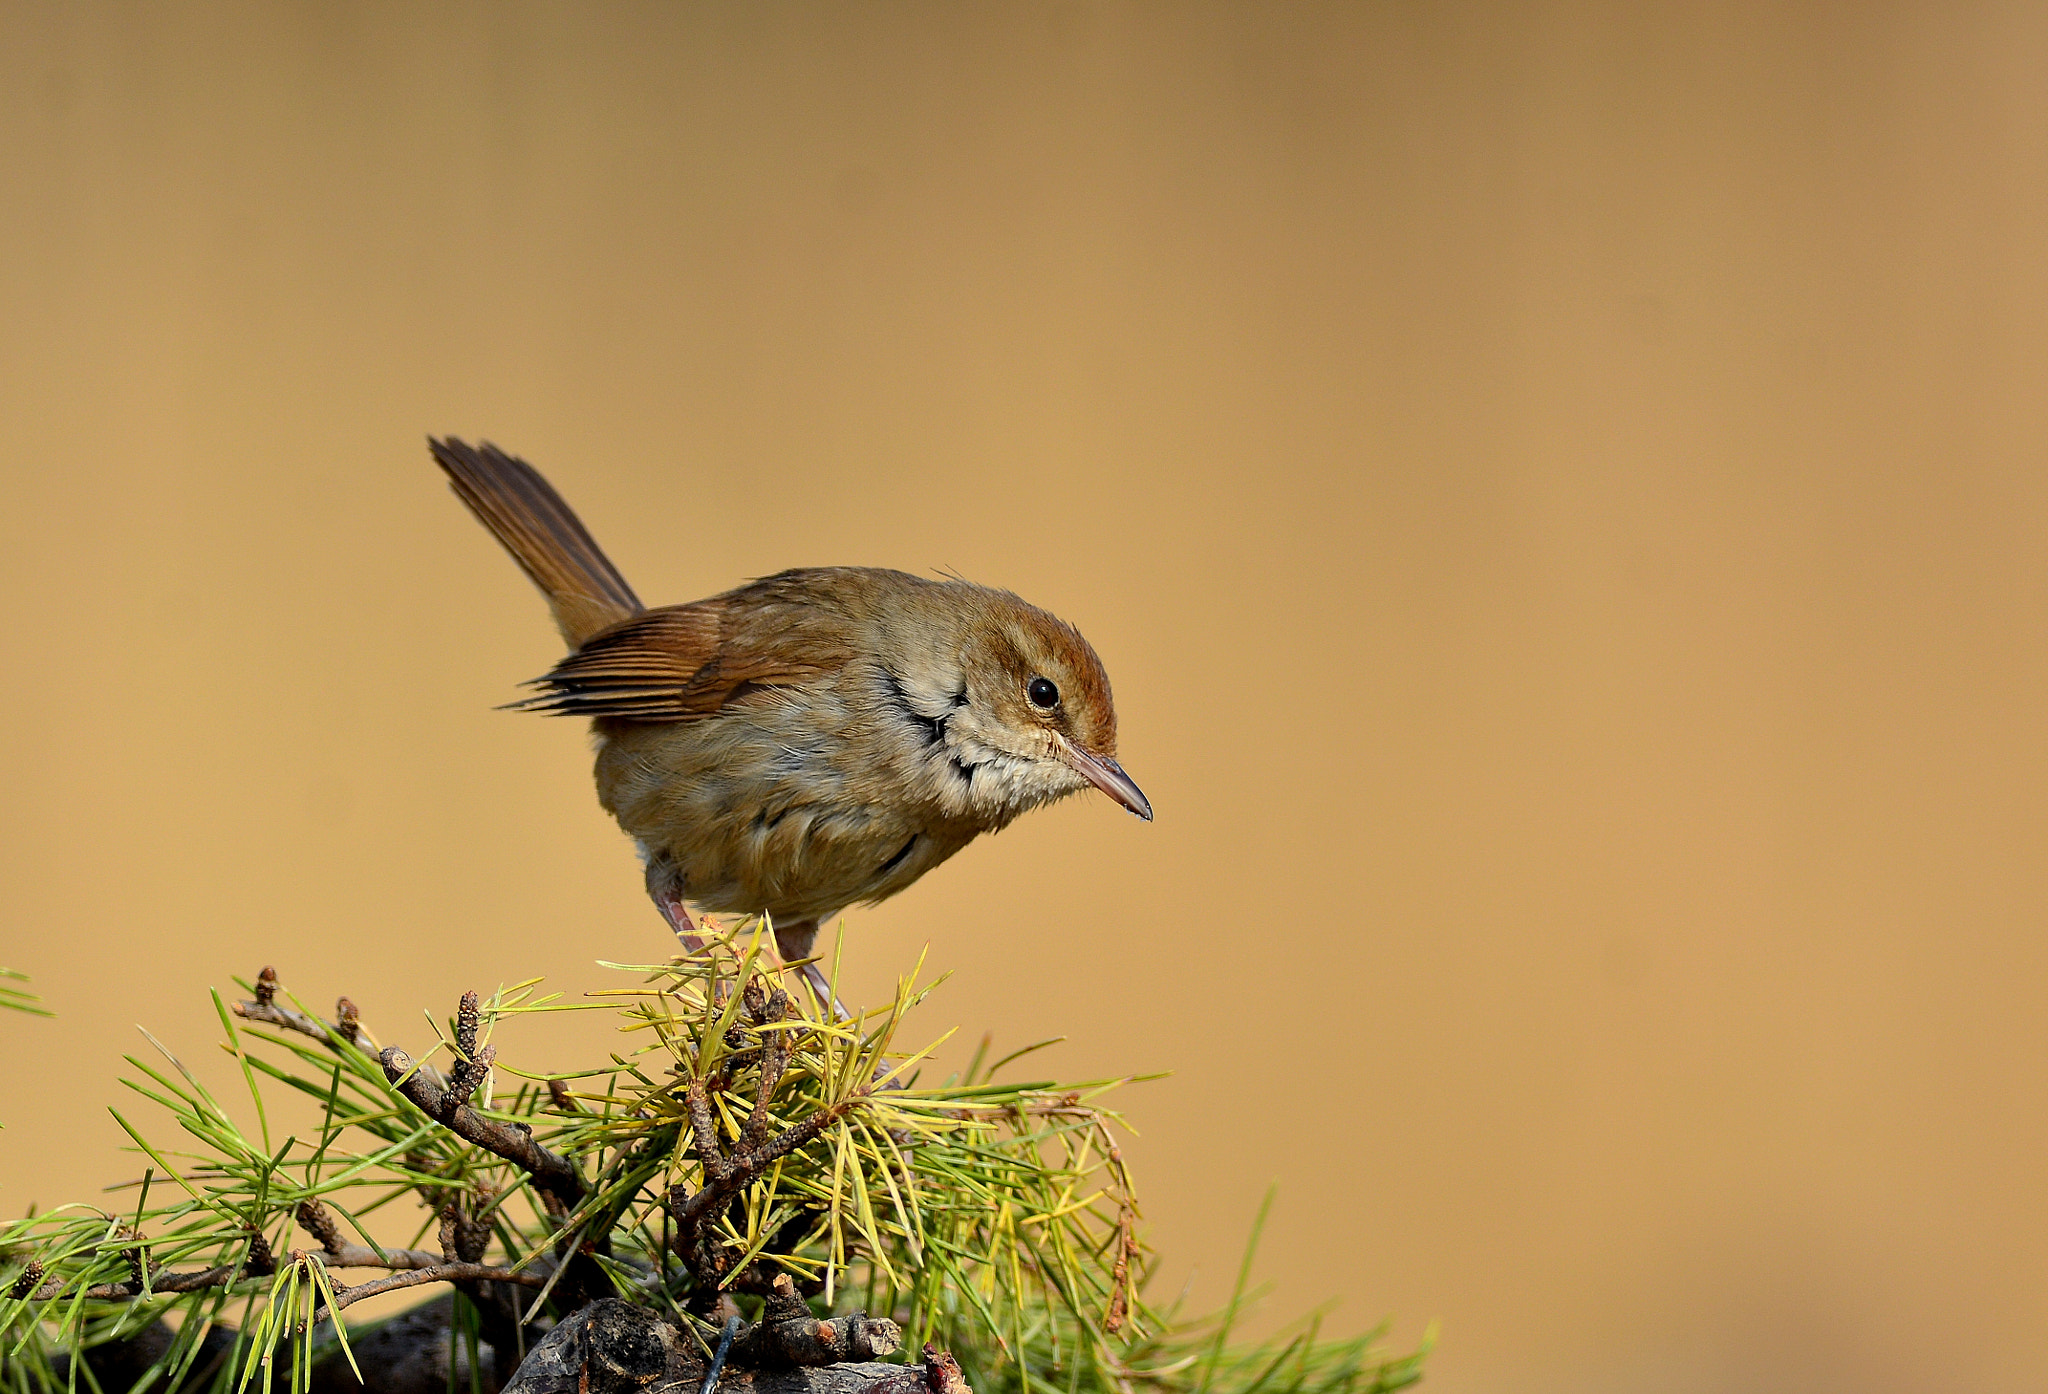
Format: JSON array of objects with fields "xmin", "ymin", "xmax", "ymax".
[
  {"xmin": 501, "ymin": 1299, "xmax": 962, "ymax": 1394},
  {"xmin": 27, "ymin": 1296, "xmax": 956, "ymax": 1394}
]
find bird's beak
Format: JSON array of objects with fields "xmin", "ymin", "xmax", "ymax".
[{"xmin": 1058, "ymin": 740, "xmax": 1153, "ymax": 821}]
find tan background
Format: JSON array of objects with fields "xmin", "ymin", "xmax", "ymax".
[{"xmin": 4, "ymin": 3, "xmax": 2046, "ymax": 1390}]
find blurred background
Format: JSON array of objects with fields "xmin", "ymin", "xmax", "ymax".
[{"xmin": 3, "ymin": 3, "xmax": 2045, "ymax": 1390}]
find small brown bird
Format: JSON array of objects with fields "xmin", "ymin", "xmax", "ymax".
[{"xmin": 431, "ymin": 439, "xmax": 1150, "ymax": 992}]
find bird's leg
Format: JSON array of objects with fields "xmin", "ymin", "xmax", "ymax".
[
  {"xmin": 647, "ymin": 880, "xmax": 742, "ymax": 1005},
  {"xmin": 772, "ymin": 918, "xmax": 849, "ymax": 1022},
  {"xmin": 655, "ymin": 893, "xmax": 703, "ymax": 951},
  {"xmin": 645, "ymin": 857, "xmax": 708, "ymax": 954}
]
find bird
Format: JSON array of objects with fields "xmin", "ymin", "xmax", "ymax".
[{"xmin": 429, "ymin": 438, "xmax": 1150, "ymax": 1003}]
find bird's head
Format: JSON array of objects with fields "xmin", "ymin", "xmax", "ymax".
[{"xmin": 940, "ymin": 593, "xmax": 1152, "ymax": 823}]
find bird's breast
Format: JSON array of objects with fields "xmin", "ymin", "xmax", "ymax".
[{"xmin": 589, "ymin": 671, "xmax": 990, "ymax": 920}]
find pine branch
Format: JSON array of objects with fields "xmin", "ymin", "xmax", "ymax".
[
  {"xmin": 378, "ymin": 993, "xmax": 583, "ymax": 1210},
  {"xmin": 0, "ymin": 930, "xmax": 1427, "ymax": 1394}
]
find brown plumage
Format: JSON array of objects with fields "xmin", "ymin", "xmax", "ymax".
[{"xmin": 430, "ymin": 438, "xmax": 1150, "ymax": 976}]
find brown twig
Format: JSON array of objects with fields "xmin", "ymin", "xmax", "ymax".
[
  {"xmin": 1105, "ymin": 1207, "xmax": 1136, "ymax": 1334},
  {"xmin": 322, "ymin": 1262, "xmax": 543, "ymax": 1315},
  {"xmin": 27, "ymin": 1264, "xmax": 236, "ymax": 1303},
  {"xmin": 15, "ymin": 1199, "xmax": 532, "ymax": 1307},
  {"xmin": 294, "ymin": 1199, "xmax": 444, "ymax": 1271},
  {"xmin": 379, "ymin": 1039, "xmax": 583, "ymax": 1210},
  {"xmin": 33, "ymin": 1248, "xmax": 547, "ymax": 1340},
  {"xmin": 233, "ymin": 967, "xmax": 469, "ymax": 1109},
  {"xmin": 21, "ymin": 1229, "xmax": 278, "ymax": 1303},
  {"xmin": 230, "ymin": 966, "xmax": 463, "ymax": 1094},
  {"xmin": 232, "ymin": 967, "xmax": 348, "ymax": 1049},
  {"xmin": 374, "ymin": 990, "xmax": 615, "ymax": 1316},
  {"xmin": 297, "ymin": 1188, "xmax": 533, "ymax": 1356},
  {"xmin": 278, "ymin": 1256, "xmax": 552, "ymax": 1340},
  {"xmin": 664, "ymin": 983, "xmax": 866, "ymax": 1299}
]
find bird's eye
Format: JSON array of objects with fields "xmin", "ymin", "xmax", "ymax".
[{"xmin": 1027, "ymin": 676, "xmax": 1059, "ymax": 709}]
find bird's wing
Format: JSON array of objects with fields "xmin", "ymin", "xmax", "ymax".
[{"xmin": 512, "ymin": 585, "xmax": 862, "ymax": 720}]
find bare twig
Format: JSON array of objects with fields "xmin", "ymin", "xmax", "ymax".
[
  {"xmin": 232, "ymin": 967, "xmax": 344, "ymax": 1048},
  {"xmin": 26, "ymin": 1264, "xmax": 236, "ymax": 1303},
  {"xmin": 295, "ymin": 1199, "xmax": 444, "ymax": 1271},
  {"xmin": 22, "ymin": 1230, "xmax": 277, "ymax": 1303},
  {"xmin": 379, "ymin": 1045, "xmax": 583, "ymax": 1208},
  {"xmin": 323, "ymin": 1262, "xmax": 543, "ymax": 1315},
  {"xmin": 231, "ymin": 967, "xmax": 470, "ymax": 1102},
  {"xmin": 229, "ymin": 966, "xmax": 468, "ymax": 1095},
  {"xmin": 368, "ymin": 991, "xmax": 616, "ymax": 1317}
]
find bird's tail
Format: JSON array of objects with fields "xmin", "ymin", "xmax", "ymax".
[{"xmin": 429, "ymin": 437, "xmax": 645, "ymax": 648}]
